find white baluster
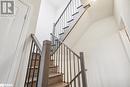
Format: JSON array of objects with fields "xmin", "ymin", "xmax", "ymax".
[
  {"xmin": 64, "ymin": 11, "xmax": 67, "ymax": 28},
  {"xmin": 77, "ymin": 0, "xmax": 81, "ymax": 8},
  {"xmin": 71, "ymin": 0, "xmax": 75, "ymax": 16},
  {"xmin": 66, "ymin": 8, "xmax": 69, "ymax": 26},
  {"xmin": 69, "ymin": 2, "xmax": 73, "ymax": 20},
  {"xmin": 74, "ymin": 0, "xmax": 78, "ymax": 13}
]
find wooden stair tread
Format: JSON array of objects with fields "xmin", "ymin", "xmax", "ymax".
[
  {"xmin": 28, "ymin": 66, "xmax": 39, "ymax": 69},
  {"xmin": 50, "ymin": 59, "xmax": 55, "ymax": 61},
  {"xmin": 48, "ymin": 73, "xmax": 63, "ymax": 85},
  {"xmin": 48, "ymin": 82, "xmax": 68, "ymax": 87},
  {"xmin": 26, "ymin": 77, "xmax": 37, "ymax": 83},
  {"xmin": 49, "ymin": 73, "xmax": 62, "ymax": 78},
  {"xmin": 49, "ymin": 65, "xmax": 58, "ymax": 68}
]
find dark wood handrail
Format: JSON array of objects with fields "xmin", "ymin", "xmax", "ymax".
[
  {"xmin": 25, "ymin": 34, "xmax": 42, "ymax": 87},
  {"xmin": 69, "ymin": 69, "xmax": 87, "ymax": 84},
  {"xmin": 55, "ymin": 0, "xmax": 72, "ymax": 25},
  {"xmin": 69, "ymin": 71, "xmax": 82, "ymax": 84},
  {"xmin": 31, "ymin": 34, "xmax": 42, "ymax": 53},
  {"xmin": 62, "ymin": 4, "xmax": 91, "ymax": 42}
]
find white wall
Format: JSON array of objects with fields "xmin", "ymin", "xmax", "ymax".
[
  {"xmin": 114, "ymin": 0, "xmax": 130, "ymax": 34},
  {"xmin": 54, "ymin": 0, "xmax": 70, "ymax": 22},
  {"xmin": 0, "ymin": 0, "xmax": 28, "ymax": 83},
  {"xmin": 36, "ymin": 0, "xmax": 56, "ymax": 44},
  {"xmin": 14, "ymin": 0, "xmax": 41, "ymax": 86},
  {"xmin": 35, "ymin": 0, "xmax": 70, "ymax": 44},
  {"xmin": 61, "ymin": 0, "xmax": 130, "ymax": 86},
  {"xmin": 69, "ymin": 16, "xmax": 130, "ymax": 87},
  {"xmin": 63, "ymin": 0, "xmax": 113, "ymax": 48}
]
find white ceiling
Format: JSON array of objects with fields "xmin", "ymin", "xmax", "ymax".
[{"xmin": 47, "ymin": 0, "xmax": 69, "ymax": 9}]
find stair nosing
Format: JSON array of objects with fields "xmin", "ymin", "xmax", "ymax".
[
  {"xmin": 72, "ymin": 11, "xmax": 79, "ymax": 16},
  {"xmin": 59, "ymin": 32, "xmax": 64, "ymax": 35},
  {"xmin": 49, "ymin": 73, "xmax": 63, "ymax": 78},
  {"xmin": 28, "ymin": 66, "xmax": 39, "ymax": 69},
  {"xmin": 26, "ymin": 77, "xmax": 37, "ymax": 83},
  {"xmin": 62, "ymin": 26, "xmax": 69, "ymax": 29},
  {"xmin": 49, "ymin": 65, "xmax": 58, "ymax": 68},
  {"xmin": 77, "ymin": 5, "xmax": 83, "ymax": 9},
  {"xmin": 67, "ymin": 19, "xmax": 74, "ymax": 23}
]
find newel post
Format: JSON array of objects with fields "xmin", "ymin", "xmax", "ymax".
[
  {"xmin": 80, "ymin": 52, "xmax": 87, "ymax": 87},
  {"xmin": 38, "ymin": 40, "xmax": 51, "ymax": 87}
]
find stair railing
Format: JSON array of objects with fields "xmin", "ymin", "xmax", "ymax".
[
  {"xmin": 53, "ymin": 0, "xmax": 82, "ymax": 38},
  {"xmin": 51, "ymin": 33, "xmax": 87, "ymax": 87},
  {"xmin": 24, "ymin": 34, "xmax": 51, "ymax": 87},
  {"xmin": 53, "ymin": 0, "xmax": 91, "ymax": 41},
  {"xmin": 24, "ymin": 34, "xmax": 42, "ymax": 87}
]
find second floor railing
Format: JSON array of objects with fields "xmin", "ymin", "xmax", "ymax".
[
  {"xmin": 53, "ymin": 0, "xmax": 90, "ymax": 41},
  {"xmin": 53, "ymin": 0, "xmax": 82, "ymax": 38}
]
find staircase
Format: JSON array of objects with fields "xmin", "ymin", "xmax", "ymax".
[
  {"xmin": 24, "ymin": 0, "xmax": 89, "ymax": 86},
  {"xmin": 49, "ymin": 34, "xmax": 87, "ymax": 87},
  {"xmin": 24, "ymin": 34, "xmax": 70, "ymax": 87},
  {"xmin": 52, "ymin": 0, "xmax": 90, "ymax": 41},
  {"xmin": 24, "ymin": 34, "xmax": 87, "ymax": 87}
]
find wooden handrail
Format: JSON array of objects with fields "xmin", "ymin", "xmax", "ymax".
[
  {"xmin": 69, "ymin": 71, "xmax": 82, "ymax": 84},
  {"xmin": 53, "ymin": 3, "xmax": 91, "ymax": 44},
  {"xmin": 62, "ymin": 4, "xmax": 91, "ymax": 42},
  {"xmin": 55, "ymin": 0, "xmax": 72, "ymax": 25},
  {"xmin": 69, "ymin": 69, "xmax": 87, "ymax": 85},
  {"xmin": 24, "ymin": 34, "xmax": 42, "ymax": 87},
  {"xmin": 31, "ymin": 34, "xmax": 42, "ymax": 53}
]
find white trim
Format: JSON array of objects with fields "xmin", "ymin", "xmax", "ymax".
[{"xmin": 119, "ymin": 28, "xmax": 130, "ymax": 63}]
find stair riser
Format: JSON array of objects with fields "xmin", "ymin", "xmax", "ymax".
[
  {"xmin": 48, "ymin": 75, "xmax": 63, "ymax": 85},
  {"xmin": 32, "ymin": 59, "xmax": 55, "ymax": 66},
  {"xmin": 49, "ymin": 60, "xmax": 55, "ymax": 67}
]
